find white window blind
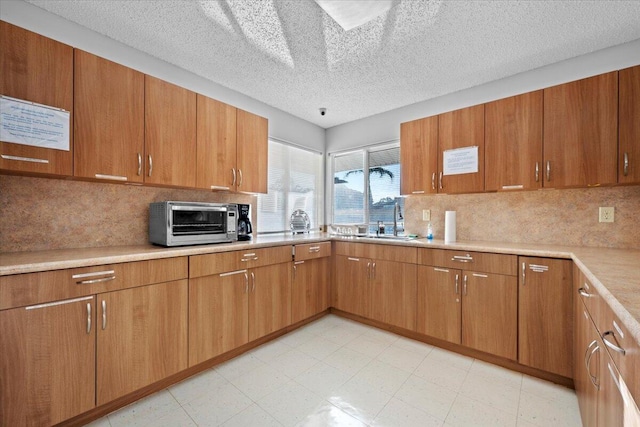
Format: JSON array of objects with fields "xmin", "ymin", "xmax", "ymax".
[{"xmin": 257, "ymin": 139, "xmax": 324, "ymax": 233}]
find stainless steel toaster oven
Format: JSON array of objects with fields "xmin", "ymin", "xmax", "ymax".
[{"xmin": 149, "ymin": 201, "xmax": 238, "ymax": 247}]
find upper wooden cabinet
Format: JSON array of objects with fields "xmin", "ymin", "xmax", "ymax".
[
  {"xmin": 438, "ymin": 105, "xmax": 485, "ymax": 194},
  {"xmin": 196, "ymin": 95, "xmax": 237, "ymax": 190},
  {"xmin": 144, "ymin": 76, "xmax": 196, "ymax": 187},
  {"xmin": 400, "ymin": 116, "xmax": 438, "ymax": 195},
  {"xmin": 619, "ymin": 65, "xmax": 640, "ymax": 184},
  {"xmin": 0, "ymin": 21, "xmax": 74, "ymax": 176},
  {"xmin": 237, "ymin": 109, "xmax": 268, "ymax": 194},
  {"xmin": 74, "ymin": 50, "xmax": 145, "ymax": 183},
  {"xmin": 485, "ymin": 91, "xmax": 543, "ymax": 191},
  {"xmin": 543, "ymin": 72, "xmax": 618, "ymax": 188}
]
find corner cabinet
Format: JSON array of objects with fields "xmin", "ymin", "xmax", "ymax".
[
  {"xmin": 74, "ymin": 49, "xmax": 145, "ymax": 183},
  {"xmin": 543, "ymin": 72, "xmax": 618, "ymax": 188},
  {"xmin": 619, "ymin": 65, "xmax": 640, "ymax": 184},
  {"xmin": 0, "ymin": 21, "xmax": 74, "ymax": 176},
  {"xmin": 292, "ymin": 242, "xmax": 331, "ymax": 324}
]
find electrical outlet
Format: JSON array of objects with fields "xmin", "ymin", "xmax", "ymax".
[
  {"xmin": 599, "ymin": 207, "xmax": 614, "ymax": 223},
  {"xmin": 422, "ymin": 209, "xmax": 431, "ymax": 221}
]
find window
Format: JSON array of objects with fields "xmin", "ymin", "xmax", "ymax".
[
  {"xmin": 257, "ymin": 139, "xmax": 324, "ymax": 233},
  {"xmin": 331, "ymin": 143, "xmax": 404, "ymax": 233}
]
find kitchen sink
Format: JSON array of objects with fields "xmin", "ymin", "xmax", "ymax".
[{"xmin": 361, "ymin": 234, "xmax": 415, "ymax": 241}]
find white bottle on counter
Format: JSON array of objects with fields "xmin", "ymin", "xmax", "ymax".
[{"xmin": 427, "ymin": 222, "xmax": 433, "ymax": 240}]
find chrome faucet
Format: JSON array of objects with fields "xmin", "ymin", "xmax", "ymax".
[{"xmin": 393, "ymin": 202, "xmax": 403, "ymax": 236}]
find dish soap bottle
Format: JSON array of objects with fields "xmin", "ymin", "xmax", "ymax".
[{"xmin": 427, "ymin": 222, "xmax": 433, "ymax": 240}]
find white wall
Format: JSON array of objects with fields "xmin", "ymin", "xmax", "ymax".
[
  {"xmin": 326, "ymin": 38, "xmax": 640, "ymax": 153},
  {"xmin": 0, "ymin": 0, "xmax": 326, "ymax": 152}
]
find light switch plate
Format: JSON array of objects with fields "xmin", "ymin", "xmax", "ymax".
[
  {"xmin": 599, "ymin": 207, "xmax": 614, "ymax": 223},
  {"xmin": 422, "ymin": 209, "xmax": 431, "ymax": 221}
]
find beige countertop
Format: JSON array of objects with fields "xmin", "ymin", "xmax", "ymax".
[{"xmin": 1, "ymin": 234, "xmax": 639, "ymax": 344}]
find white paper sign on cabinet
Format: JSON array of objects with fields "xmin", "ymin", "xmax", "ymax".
[
  {"xmin": 0, "ymin": 96, "xmax": 70, "ymax": 151},
  {"xmin": 443, "ymin": 146, "xmax": 478, "ymax": 176}
]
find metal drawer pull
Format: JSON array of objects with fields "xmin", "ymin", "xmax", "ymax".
[
  {"xmin": 73, "ymin": 270, "xmax": 116, "ymax": 279},
  {"xmin": 309, "ymin": 246, "xmax": 321, "ymax": 252},
  {"xmin": 1, "ymin": 154, "xmax": 49, "ymax": 164},
  {"xmin": 412, "ymin": 190, "xmax": 425, "ymax": 194},
  {"xmin": 220, "ymin": 269, "xmax": 247, "ymax": 277},
  {"xmin": 463, "ymin": 275, "xmax": 468, "ymax": 295},
  {"xmin": 472, "ymin": 273, "xmax": 488, "ymax": 278},
  {"xmin": 148, "ymin": 155, "xmax": 153, "ymax": 177},
  {"xmin": 348, "ymin": 257, "xmax": 360, "ymax": 261},
  {"xmin": 211, "ymin": 185, "xmax": 230, "ymax": 191},
  {"xmin": 101, "ymin": 300, "xmax": 107, "ymax": 330},
  {"xmin": 241, "ymin": 253, "xmax": 259, "ymax": 262},
  {"xmin": 432, "ymin": 172, "xmax": 436, "ymax": 190},
  {"xmin": 75, "ymin": 276, "xmax": 116, "ymax": 285},
  {"xmin": 546, "ymin": 161, "xmax": 551, "ymax": 182},
  {"xmin": 25, "ymin": 296, "xmax": 93, "ymax": 310},
  {"xmin": 602, "ymin": 331, "xmax": 626, "ymax": 355},
  {"xmin": 87, "ymin": 303, "xmax": 92, "ymax": 334},
  {"xmin": 501, "ymin": 185, "xmax": 523, "ymax": 190},
  {"xmin": 452, "ymin": 255, "xmax": 473, "ymax": 262},
  {"xmin": 623, "ymin": 152, "xmax": 629, "ymax": 176},
  {"xmin": 294, "ymin": 261, "xmax": 305, "ymax": 265},
  {"xmin": 251, "ymin": 272, "xmax": 255, "ymax": 292},
  {"xmin": 578, "ymin": 288, "xmax": 591, "ymax": 298},
  {"xmin": 137, "ymin": 153, "xmax": 142, "ymax": 176},
  {"xmin": 95, "ymin": 174, "xmax": 127, "ymax": 181},
  {"xmin": 535, "ymin": 162, "xmax": 539, "ymax": 182},
  {"xmin": 434, "ymin": 268, "xmax": 449, "ymax": 273},
  {"xmin": 529, "ymin": 264, "xmax": 549, "ymax": 273},
  {"xmin": 455, "ymin": 274, "xmax": 459, "ymax": 295},
  {"xmin": 232, "ymin": 168, "xmax": 237, "ymax": 186}
]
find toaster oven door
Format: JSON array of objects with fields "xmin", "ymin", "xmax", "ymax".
[{"xmin": 171, "ymin": 207, "xmax": 227, "ymax": 236}]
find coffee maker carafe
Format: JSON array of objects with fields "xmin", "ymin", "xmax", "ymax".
[{"xmin": 237, "ymin": 203, "xmax": 252, "ymax": 240}]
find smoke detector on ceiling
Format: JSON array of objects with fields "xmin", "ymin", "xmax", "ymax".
[{"xmin": 314, "ymin": 0, "xmax": 395, "ymax": 31}]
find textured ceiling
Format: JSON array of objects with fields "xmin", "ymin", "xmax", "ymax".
[{"xmin": 23, "ymin": 0, "xmax": 640, "ymax": 128}]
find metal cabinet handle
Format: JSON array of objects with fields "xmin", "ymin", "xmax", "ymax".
[
  {"xmin": 251, "ymin": 272, "xmax": 255, "ymax": 292},
  {"xmin": 241, "ymin": 253, "xmax": 259, "ymax": 262},
  {"xmin": 244, "ymin": 272, "xmax": 249, "ymax": 293},
  {"xmin": 463, "ymin": 275, "xmax": 468, "ymax": 295},
  {"xmin": 309, "ymin": 246, "xmax": 321, "ymax": 252},
  {"xmin": 578, "ymin": 287, "xmax": 591, "ymax": 298},
  {"xmin": 439, "ymin": 171, "xmax": 443, "ymax": 190},
  {"xmin": 95, "ymin": 174, "xmax": 127, "ymax": 181},
  {"xmin": 586, "ymin": 343, "xmax": 600, "ymax": 389},
  {"xmin": 211, "ymin": 185, "xmax": 230, "ymax": 191},
  {"xmin": 137, "ymin": 153, "xmax": 142, "ymax": 176},
  {"xmin": 372, "ymin": 262, "xmax": 376, "ymax": 279},
  {"xmin": 584, "ymin": 338, "xmax": 596, "ymax": 371},
  {"xmin": 1, "ymin": 154, "xmax": 49, "ymax": 164},
  {"xmin": 624, "ymin": 152, "xmax": 629, "ymax": 176},
  {"xmin": 367, "ymin": 262, "xmax": 371, "ymax": 279},
  {"xmin": 455, "ymin": 274, "xmax": 459, "ymax": 295},
  {"xmin": 535, "ymin": 162, "xmax": 539, "ymax": 182},
  {"xmin": 232, "ymin": 168, "xmax": 237, "ymax": 186},
  {"xmin": 546, "ymin": 161, "xmax": 550, "ymax": 182},
  {"xmin": 522, "ymin": 262, "xmax": 526, "ymax": 286},
  {"xmin": 452, "ymin": 255, "xmax": 473, "ymax": 263},
  {"xmin": 148, "ymin": 155, "xmax": 153, "ymax": 177},
  {"xmin": 238, "ymin": 169, "xmax": 243, "ymax": 187},
  {"xmin": 412, "ymin": 190, "xmax": 425, "ymax": 194},
  {"xmin": 101, "ymin": 300, "xmax": 107, "ymax": 330},
  {"xmin": 602, "ymin": 331, "xmax": 626, "ymax": 355},
  {"xmin": 87, "ymin": 303, "xmax": 92, "ymax": 334},
  {"xmin": 432, "ymin": 172, "xmax": 436, "ymax": 190},
  {"xmin": 347, "ymin": 257, "xmax": 360, "ymax": 262}
]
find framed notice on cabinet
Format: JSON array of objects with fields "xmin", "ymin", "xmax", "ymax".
[
  {"xmin": 443, "ymin": 146, "xmax": 478, "ymax": 176},
  {"xmin": 0, "ymin": 96, "xmax": 70, "ymax": 151}
]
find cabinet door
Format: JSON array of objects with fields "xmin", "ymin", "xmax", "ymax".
[
  {"xmin": 485, "ymin": 91, "xmax": 543, "ymax": 191},
  {"xmin": 0, "ymin": 21, "xmax": 74, "ymax": 175},
  {"xmin": 196, "ymin": 95, "xmax": 237, "ymax": 190},
  {"xmin": 97, "ymin": 280, "xmax": 188, "ymax": 405},
  {"xmin": 249, "ymin": 263, "xmax": 291, "ymax": 341},
  {"xmin": 236, "ymin": 109, "xmax": 268, "ymax": 193},
  {"xmin": 619, "ymin": 65, "xmax": 640, "ymax": 184},
  {"xmin": 189, "ymin": 270, "xmax": 249, "ymax": 366},
  {"xmin": 333, "ymin": 255, "xmax": 371, "ymax": 318},
  {"xmin": 370, "ymin": 260, "xmax": 417, "ymax": 330},
  {"xmin": 437, "ymin": 105, "xmax": 485, "ymax": 194},
  {"xmin": 74, "ymin": 50, "xmax": 144, "ymax": 183},
  {"xmin": 0, "ymin": 296, "xmax": 95, "ymax": 426},
  {"xmin": 400, "ymin": 116, "xmax": 438, "ymax": 195},
  {"xmin": 519, "ymin": 257, "xmax": 573, "ymax": 377},
  {"xmin": 416, "ymin": 266, "xmax": 461, "ymax": 344},
  {"xmin": 543, "ymin": 72, "xmax": 618, "ymax": 188},
  {"xmin": 144, "ymin": 76, "xmax": 196, "ymax": 187},
  {"xmin": 461, "ymin": 272, "xmax": 517, "ymax": 360},
  {"xmin": 291, "ymin": 257, "xmax": 330, "ymax": 324},
  {"xmin": 575, "ymin": 301, "xmax": 600, "ymax": 427},
  {"xmin": 599, "ymin": 352, "xmax": 639, "ymax": 427}
]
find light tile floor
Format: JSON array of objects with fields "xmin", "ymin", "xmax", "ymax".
[{"xmin": 87, "ymin": 314, "xmax": 581, "ymax": 427}]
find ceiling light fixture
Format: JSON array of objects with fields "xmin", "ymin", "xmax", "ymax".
[{"xmin": 314, "ymin": 0, "xmax": 394, "ymax": 31}]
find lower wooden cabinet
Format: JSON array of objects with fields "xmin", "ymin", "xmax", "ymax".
[
  {"xmin": 333, "ymin": 255, "xmax": 371, "ymax": 318},
  {"xmin": 189, "ymin": 261, "xmax": 291, "ymax": 366},
  {"xmin": 575, "ymin": 301, "xmax": 600, "ymax": 427},
  {"xmin": 292, "ymin": 257, "xmax": 330, "ymax": 324},
  {"xmin": 0, "ymin": 296, "xmax": 96, "ymax": 426},
  {"xmin": 96, "ymin": 280, "xmax": 188, "ymax": 405},
  {"xmin": 518, "ymin": 257, "xmax": 573, "ymax": 377},
  {"xmin": 417, "ymin": 266, "xmax": 461, "ymax": 343}
]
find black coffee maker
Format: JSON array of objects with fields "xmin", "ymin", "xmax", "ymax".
[{"xmin": 237, "ymin": 203, "xmax": 252, "ymax": 240}]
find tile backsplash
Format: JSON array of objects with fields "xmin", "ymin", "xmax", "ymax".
[
  {"xmin": 404, "ymin": 185, "xmax": 640, "ymax": 249},
  {"xmin": 0, "ymin": 175, "xmax": 256, "ymax": 252}
]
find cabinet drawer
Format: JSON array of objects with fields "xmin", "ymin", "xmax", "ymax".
[
  {"xmin": 294, "ymin": 242, "xmax": 331, "ymax": 261},
  {"xmin": 0, "ymin": 257, "xmax": 188, "ymax": 310},
  {"xmin": 334, "ymin": 242, "xmax": 417, "ymax": 264},
  {"xmin": 419, "ymin": 249, "xmax": 517, "ymax": 276},
  {"xmin": 189, "ymin": 245, "xmax": 292, "ymax": 278},
  {"xmin": 574, "ymin": 266, "xmax": 602, "ymax": 328}
]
